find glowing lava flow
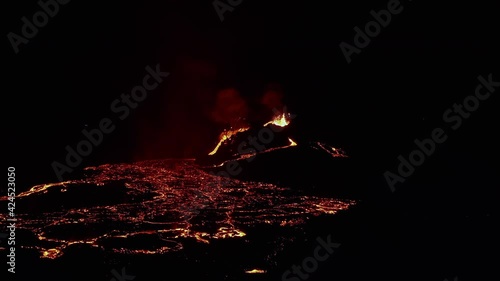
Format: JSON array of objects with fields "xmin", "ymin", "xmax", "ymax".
[
  {"xmin": 0, "ymin": 159, "xmax": 356, "ymax": 260},
  {"xmin": 208, "ymin": 112, "xmax": 294, "ymax": 156},
  {"xmin": 245, "ymin": 269, "xmax": 267, "ymax": 274},
  {"xmin": 208, "ymin": 127, "xmax": 250, "ymax": 155},
  {"xmin": 263, "ymin": 113, "xmax": 290, "ymax": 127}
]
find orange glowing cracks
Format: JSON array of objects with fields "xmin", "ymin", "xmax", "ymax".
[
  {"xmin": 288, "ymin": 138, "xmax": 297, "ymax": 146},
  {"xmin": 208, "ymin": 127, "xmax": 250, "ymax": 155},
  {"xmin": 263, "ymin": 113, "xmax": 290, "ymax": 127},
  {"xmin": 42, "ymin": 248, "xmax": 62, "ymax": 259}
]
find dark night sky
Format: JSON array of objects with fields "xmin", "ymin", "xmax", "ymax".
[{"xmin": 5, "ymin": 0, "xmax": 499, "ymax": 195}]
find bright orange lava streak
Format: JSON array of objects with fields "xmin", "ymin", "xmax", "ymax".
[
  {"xmin": 208, "ymin": 127, "xmax": 250, "ymax": 155},
  {"xmin": 263, "ymin": 113, "xmax": 290, "ymax": 127}
]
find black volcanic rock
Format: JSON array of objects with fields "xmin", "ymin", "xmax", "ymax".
[
  {"xmin": 195, "ymin": 123, "xmax": 365, "ymax": 198},
  {"xmin": 196, "ymin": 123, "xmax": 294, "ymax": 166}
]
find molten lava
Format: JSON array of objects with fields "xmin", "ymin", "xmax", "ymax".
[
  {"xmin": 208, "ymin": 111, "xmax": 295, "ymax": 156},
  {"xmin": 208, "ymin": 127, "xmax": 250, "ymax": 155},
  {"xmin": 0, "ymin": 159, "xmax": 356, "ymax": 260},
  {"xmin": 245, "ymin": 269, "xmax": 267, "ymax": 274},
  {"xmin": 263, "ymin": 113, "xmax": 290, "ymax": 127}
]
